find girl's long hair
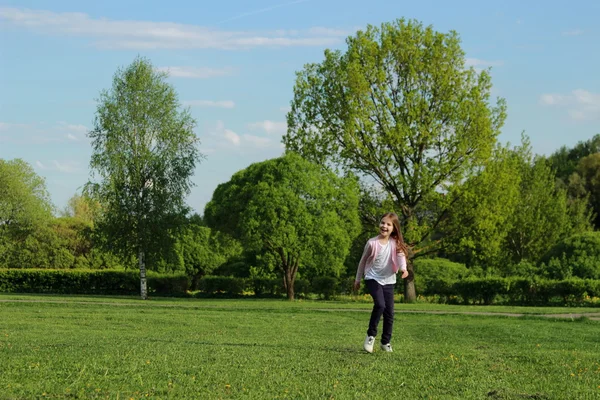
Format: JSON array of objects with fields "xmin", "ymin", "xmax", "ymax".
[{"xmin": 381, "ymin": 212, "xmax": 409, "ymax": 256}]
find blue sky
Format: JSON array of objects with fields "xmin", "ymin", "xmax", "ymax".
[{"xmin": 1, "ymin": 0, "xmax": 599, "ymax": 215}]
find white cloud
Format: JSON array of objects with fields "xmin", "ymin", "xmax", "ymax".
[
  {"xmin": 223, "ymin": 129, "xmax": 241, "ymax": 146},
  {"xmin": 562, "ymin": 29, "xmax": 584, "ymax": 36},
  {"xmin": 0, "ymin": 122, "xmax": 31, "ymax": 131},
  {"xmin": 540, "ymin": 89, "xmax": 600, "ymax": 121},
  {"xmin": 0, "ymin": 121, "xmax": 89, "ymax": 144},
  {"xmin": 183, "ymin": 100, "xmax": 235, "ymax": 109},
  {"xmin": 247, "ymin": 120, "xmax": 287, "ymax": 135},
  {"xmin": 203, "ymin": 120, "xmax": 281, "ymax": 150},
  {"xmin": 0, "ymin": 7, "xmax": 346, "ymax": 50},
  {"xmin": 155, "ymin": 66, "xmax": 234, "ymax": 78},
  {"xmin": 35, "ymin": 160, "xmax": 81, "ymax": 173},
  {"xmin": 243, "ymin": 134, "xmax": 271, "ymax": 148}
]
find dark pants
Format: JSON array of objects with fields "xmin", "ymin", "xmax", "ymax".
[{"xmin": 365, "ymin": 279, "xmax": 395, "ymax": 345}]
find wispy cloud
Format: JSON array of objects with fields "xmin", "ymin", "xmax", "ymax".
[
  {"xmin": 247, "ymin": 120, "xmax": 287, "ymax": 135},
  {"xmin": 540, "ymin": 89, "xmax": 600, "ymax": 121},
  {"xmin": 223, "ymin": 129, "xmax": 241, "ymax": 146},
  {"xmin": 204, "ymin": 120, "xmax": 279, "ymax": 150},
  {"xmin": 242, "ymin": 134, "xmax": 271, "ymax": 148},
  {"xmin": 465, "ymin": 58, "xmax": 503, "ymax": 71},
  {"xmin": 214, "ymin": 0, "xmax": 310, "ymax": 25},
  {"xmin": 0, "ymin": 7, "xmax": 347, "ymax": 50},
  {"xmin": 36, "ymin": 160, "xmax": 81, "ymax": 173},
  {"xmin": 155, "ymin": 66, "xmax": 234, "ymax": 78},
  {"xmin": 0, "ymin": 121, "xmax": 89, "ymax": 144},
  {"xmin": 562, "ymin": 29, "xmax": 584, "ymax": 36},
  {"xmin": 183, "ymin": 100, "xmax": 235, "ymax": 109}
]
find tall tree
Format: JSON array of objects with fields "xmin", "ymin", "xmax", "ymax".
[
  {"xmin": 0, "ymin": 159, "xmax": 53, "ymax": 266},
  {"xmin": 86, "ymin": 57, "xmax": 202, "ymax": 299},
  {"xmin": 61, "ymin": 193, "xmax": 101, "ymax": 226},
  {"xmin": 443, "ymin": 137, "xmax": 591, "ymax": 271},
  {"xmin": 204, "ymin": 153, "xmax": 361, "ymax": 300},
  {"xmin": 547, "ymin": 134, "xmax": 600, "ymax": 183},
  {"xmin": 566, "ymin": 153, "xmax": 600, "ymax": 229},
  {"xmin": 283, "ymin": 19, "xmax": 506, "ymax": 301}
]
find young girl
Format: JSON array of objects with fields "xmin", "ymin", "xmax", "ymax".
[{"xmin": 354, "ymin": 212, "xmax": 409, "ymax": 353}]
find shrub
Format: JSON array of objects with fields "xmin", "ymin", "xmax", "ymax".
[
  {"xmin": 311, "ymin": 276, "xmax": 338, "ymax": 299},
  {"xmin": 198, "ymin": 276, "xmax": 246, "ymax": 295},
  {"xmin": 541, "ymin": 232, "xmax": 600, "ymax": 279},
  {"xmin": 413, "ymin": 258, "xmax": 468, "ymax": 296}
]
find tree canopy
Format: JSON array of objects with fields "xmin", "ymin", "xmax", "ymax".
[
  {"xmin": 86, "ymin": 56, "xmax": 203, "ymax": 299},
  {"xmin": 283, "ymin": 19, "xmax": 506, "ymax": 300},
  {"xmin": 204, "ymin": 152, "xmax": 361, "ymax": 300}
]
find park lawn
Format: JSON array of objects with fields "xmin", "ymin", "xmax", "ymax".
[
  {"xmin": 0, "ymin": 296, "xmax": 598, "ymax": 399},
  {"xmin": 2, "ymin": 293, "xmax": 600, "ymax": 315}
]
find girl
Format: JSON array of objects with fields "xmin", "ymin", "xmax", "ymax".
[{"xmin": 354, "ymin": 212, "xmax": 409, "ymax": 353}]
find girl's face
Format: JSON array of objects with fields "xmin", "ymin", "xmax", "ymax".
[{"xmin": 379, "ymin": 216, "xmax": 394, "ymax": 239}]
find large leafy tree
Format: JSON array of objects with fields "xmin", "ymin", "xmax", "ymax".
[
  {"xmin": 86, "ymin": 57, "xmax": 203, "ymax": 299},
  {"xmin": 204, "ymin": 153, "xmax": 361, "ymax": 300},
  {"xmin": 284, "ymin": 19, "xmax": 506, "ymax": 300},
  {"xmin": 0, "ymin": 159, "xmax": 54, "ymax": 266}
]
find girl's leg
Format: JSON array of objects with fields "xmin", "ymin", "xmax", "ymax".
[
  {"xmin": 365, "ymin": 279, "xmax": 385, "ymax": 338},
  {"xmin": 381, "ymin": 284, "xmax": 395, "ymax": 345}
]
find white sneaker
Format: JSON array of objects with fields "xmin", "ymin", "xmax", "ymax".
[
  {"xmin": 363, "ymin": 336, "xmax": 375, "ymax": 353},
  {"xmin": 380, "ymin": 343, "xmax": 393, "ymax": 352}
]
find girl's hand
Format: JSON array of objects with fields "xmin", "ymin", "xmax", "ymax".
[
  {"xmin": 353, "ymin": 281, "xmax": 360, "ymax": 291},
  {"xmin": 401, "ymin": 270, "xmax": 409, "ymax": 279}
]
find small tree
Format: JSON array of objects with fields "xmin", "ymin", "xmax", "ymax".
[
  {"xmin": 87, "ymin": 56, "xmax": 202, "ymax": 299},
  {"xmin": 204, "ymin": 153, "xmax": 361, "ymax": 300}
]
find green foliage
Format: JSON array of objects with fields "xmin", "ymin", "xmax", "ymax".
[
  {"xmin": 250, "ymin": 277, "xmax": 283, "ymax": 297},
  {"xmin": 204, "ymin": 152, "xmax": 361, "ymax": 300},
  {"xmin": 86, "ymin": 56, "xmax": 203, "ymax": 298},
  {"xmin": 198, "ymin": 276, "xmax": 246, "ymax": 296},
  {"xmin": 61, "ymin": 193, "xmax": 101, "ymax": 225},
  {"xmin": 547, "ymin": 133, "xmax": 600, "ymax": 182},
  {"xmin": 284, "ymin": 18, "xmax": 506, "ymax": 253},
  {"xmin": 541, "ymin": 231, "xmax": 600, "ymax": 279},
  {"xmin": 441, "ymin": 143, "xmax": 522, "ymax": 267},
  {"xmin": 179, "ymin": 215, "xmax": 242, "ymax": 287},
  {"xmin": 0, "ymin": 159, "xmax": 54, "ymax": 267},
  {"xmin": 0, "ymin": 159, "xmax": 53, "ymax": 238},
  {"xmin": 412, "ymin": 258, "xmax": 468, "ymax": 296},
  {"xmin": 310, "ymin": 276, "xmax": 338, "ymax": 300},
  {"xmin": 443, "ymin": 136, "xmax": 591, "ymax": 269},
  {"xmin": 0, "ymin": 269, "xmax": 188, "ymax": 296},
  {"xmin": 567, "ymin": 153, "xmax": 600, "ymax": 228}
]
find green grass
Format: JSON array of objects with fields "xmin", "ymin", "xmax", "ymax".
[{"xmin": 1, "ymin": 295, "xmax": 599, "ymax": 399}]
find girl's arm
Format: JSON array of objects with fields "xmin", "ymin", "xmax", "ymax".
[
  {"xmin": 354, "ymin": 241, "xmax": 371, "ymax": 284},
  {"xmin": 398, "ymin": 252, "xmax": 409, "ymax": 279}
]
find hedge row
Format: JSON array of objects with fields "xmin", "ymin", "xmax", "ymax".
[
  {"xmin": 0, "ymin": 269, "xmax": 189, "ymax": 296},
  {"xmin": 1, "ymin": 269, "xmax": 599, "ymax": 305},
  {"xmin": 429, "ymin": 277, "xmax": 600, "ymax": 305}
]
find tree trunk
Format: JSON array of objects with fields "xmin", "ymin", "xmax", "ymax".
[
  {"xmin": 139, "ymin": 249, "xmax": 148, "ymax": 300},
  {"xmin": 403, "ymin": 263, "xmax": 416, "ymax": 303},
  {"xmin": 285, "ymin": 268, "xmax": 295, "ymax": 301}
]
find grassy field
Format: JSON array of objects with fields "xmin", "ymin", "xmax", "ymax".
[{"xmin": 1, "ymin": 295, "xmax": 599, "ymax": 399}]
